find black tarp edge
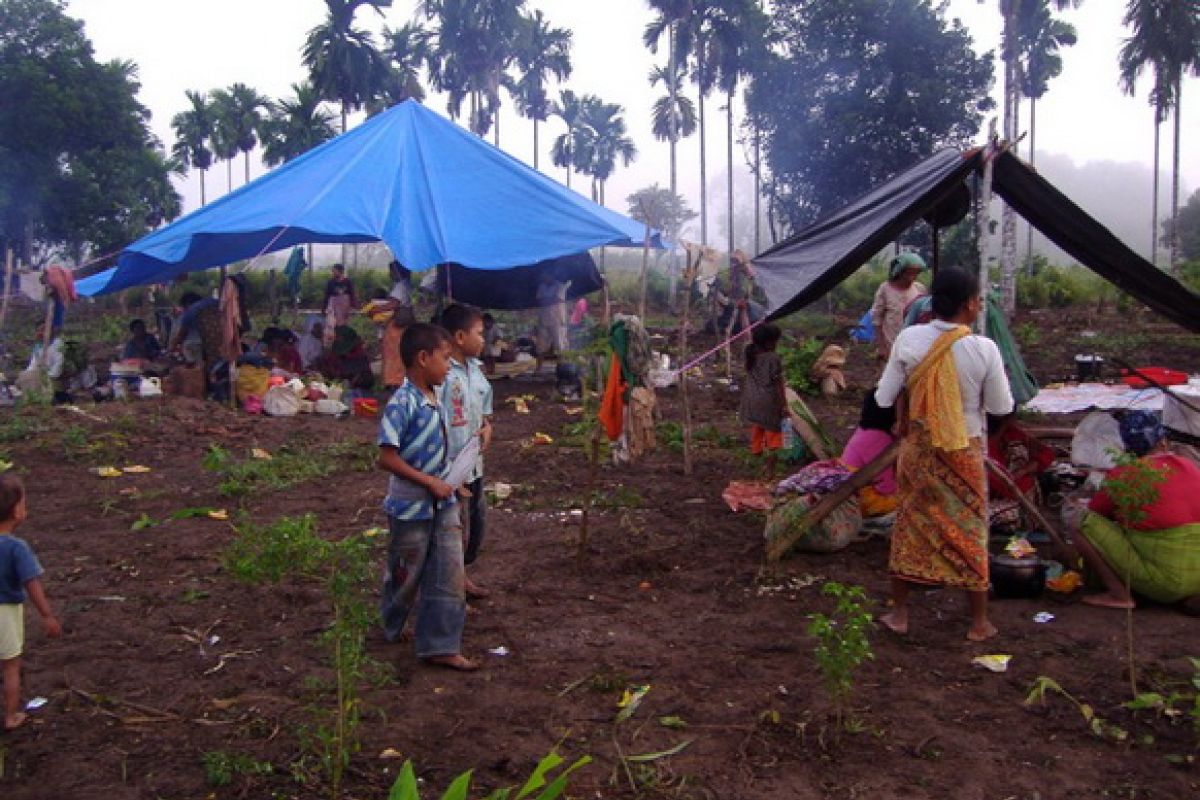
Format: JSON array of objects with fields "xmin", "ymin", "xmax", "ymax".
[
  {"xmin": 991, "ymin": 152, "xmax": 1200, "ymax": 334},
  {"xmin": 757, "ymin": 150, "xmax": 983, "ymax": 320}
]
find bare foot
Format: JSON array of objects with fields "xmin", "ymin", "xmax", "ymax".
[
  {"xmin": 1082, "ymin": 593, "xmax": 1136, "ymax": 610},
  {"xmin": 423, "ymin": 654, "xmax": 479, "ymax": 672},
  {"xmin": 464, "ymin": 578, "xmax": 490, "ymax": 600},
  {"xmin": 4, "ymin": 712, "xmax": 28, "ymax": 731},
  {"xmin": 880, "ymin": 609, "xmax": 908, "ymax": 635},
  {"xmin": 966, "ymin": 621, "xmax": 999, "ymax": 642}
]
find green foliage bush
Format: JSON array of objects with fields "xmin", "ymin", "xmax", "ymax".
[
  {"xmin": 827, "ymin": 259, "xmax": 888, "ymax": 314},
  {"xmin": 1015, "ymin": 263, "xmax": 1112, "ymax": 309},
  {"xmin": 779, "ymin": 338, "xmax": 825, "ymax": 396}
]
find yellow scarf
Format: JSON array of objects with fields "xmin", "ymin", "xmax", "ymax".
[{"xmin": 908, "ymin": 325, "xmax": 971, "ymax": 451}]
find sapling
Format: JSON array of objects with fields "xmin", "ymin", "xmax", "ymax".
[{"xmin": 807, "ymin": 582, "xmax": 874, "ymax": 731}]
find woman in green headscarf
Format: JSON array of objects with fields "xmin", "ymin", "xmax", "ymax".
[
  {"xmin": 318, "ymin": 325, "xmax": 374, "ymax": 390},
  {"xmin": 871, "ymin": 252, "xmax": 927, "ymax": 362}
]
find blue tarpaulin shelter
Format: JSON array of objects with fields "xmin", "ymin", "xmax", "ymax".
[{"xmin": 77, "ymin": 100, "xmax": 661, "ymax": 297}]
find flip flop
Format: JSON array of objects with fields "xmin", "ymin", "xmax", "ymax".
[{"xmin": 423, "ymin": 654, "xmax": 480, "ymax": 672}]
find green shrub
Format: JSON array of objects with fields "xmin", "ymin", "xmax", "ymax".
[{"xmin": 778, "ymin": 338, "xmax": 825, "ymax": 396}]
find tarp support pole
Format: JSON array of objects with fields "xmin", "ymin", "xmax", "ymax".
[{"xmin": 0, "ymin": 248, "xmax": 14, "ymax": 332}]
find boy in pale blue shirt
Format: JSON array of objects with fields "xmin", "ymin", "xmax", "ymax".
[
  {"xmin": 439, "ymin": 305, "xmax": 494, "ymax": 601},
  {"xmin": 1, "ymin": 474, "xmax": 62, "ymax": 730}
]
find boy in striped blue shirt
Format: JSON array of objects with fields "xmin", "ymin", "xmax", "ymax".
[{"xmin": 377, "ymin": 323, "xmax": 476, "ymax": 671}]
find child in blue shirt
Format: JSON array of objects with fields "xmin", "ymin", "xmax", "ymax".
[
  {"xmin": 439, "ymin": 305, "xmax": 494, "ymax": 601},
  {"xmin": 1, "ymin": 475, "xmax": 62, "ymax": 731},
  {"xmin": 377, "ymin": 323, "xmax": 477, "ymax": 671}
]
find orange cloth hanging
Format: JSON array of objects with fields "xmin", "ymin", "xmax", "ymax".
[{"xmin": 598, "ymin": 352, "xmax": 627, "ymax": 441}]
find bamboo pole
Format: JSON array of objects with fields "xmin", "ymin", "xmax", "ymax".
[
  {"xmin": 984, "ymin": 459, "xmax": 1075, "ymax": 564},
  {"xmin": 637, "ymin": 207, "xmax": 651, "ymax": 321},
  {"xmin": 0, "ymin": 249, "xmax": 14, "ymax": 332},
  {"xmin": 678, "ymin": 248, "xmax": 700, "ymax": 476}
]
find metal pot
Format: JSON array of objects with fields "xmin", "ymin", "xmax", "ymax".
[
  {"xmin": 1074, "ymin": 354, "xmax": 1104, "ymax": 382},
  {"xmin": 990, "ymin": 554, "xmax": 1047, "ymax": 599}
]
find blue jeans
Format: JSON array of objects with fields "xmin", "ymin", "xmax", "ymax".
[{"xmin": 379, "ymin": 503, "xmax": 465, "ymax": 657}]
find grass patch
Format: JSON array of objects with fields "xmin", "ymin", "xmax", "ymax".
[{"xmin": 203, "ymin": 442, "xmax": 369, "ymax": 497}]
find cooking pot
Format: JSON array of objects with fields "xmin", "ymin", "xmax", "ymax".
[{"xmin": 990, "ymin": 554, "xmax": 1047, "ymax": 599}]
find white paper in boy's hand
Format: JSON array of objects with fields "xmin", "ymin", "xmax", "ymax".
[{"xmin": 445, "ymin": 435, "xmax": 481, "ymax": 488}]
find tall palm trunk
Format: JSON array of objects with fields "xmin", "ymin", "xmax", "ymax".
[
  {"xmin": 999, "ymin": 1, "xmax": 1020, "ymax": 318},
  {"xmin": 753, "ymin": 124, "xmax": 761, "ymax": 253},
  {"xmin": 244, "ymin": 151, "xmax": 251, "ymax": 185},
  {"xmin": 727, "ymin": 90, "xmax": 735, "ymax": 256},
  {"xmin": 494, "ymin": 103, "xmax": 501, "ymax": 147},
  {"xmin": 565, "ymin": 143, "xmax": 572, "ymax": 188},
  {"xmin": 668, "ymin": 25, "xmax": 678, "ymax": 199},
  {"xmin": 200, "ymin": 169, "xmax": 207, "ymax": 206},
  {"xmin": 1025, "ymin": 96, "xmax": 1036, "ymax": 270},
  {"xmin": 1170, "ymin": 78, "xmax": 1182, "ymax": 275},
  {"xmin": 698, "ymin": 89, "xmax": 708, "ymax": 246},
  {"xmin": 1151, "ymin": 103, "xmax": 1161, "ymax": 268},
  {"xmin": 533, "ymin": 118, "xmax": 540, "ymax": 170},
  {"xmin": 226, "ymin": 159, "xmax": 233, "ymax": 193}
]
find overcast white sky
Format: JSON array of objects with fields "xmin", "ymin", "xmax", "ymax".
[{"xmin": 66, "ymin": 0, "xmax": 1200, "ymax": 244}]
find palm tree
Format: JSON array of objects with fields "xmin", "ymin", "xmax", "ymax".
[
  {"xmin": 645, "ymin": 0, "xmax": 697, "ymax": 200},
  {"xmin": 1017, "ymin": 1, "xmax": 1077, "ymax": 263},
  {"xmin": 421, "ymin": 0, "xmax": 526, "ymax": 142},
  {"xmin": 378, "ymin": 21, "xmax": 431, "ymax": 108},
  {"xmin": 211, "ymin": 83, "xmax": 269, "ymax": 186},
  {"xmin": 550, "ymin": 89, "xmax": 590, "ymax": 189},
  {"xmin": 996, "ymin": 0, "xmax": 1083, "ymax": 314},
  {"xmin": 648, "ymin": 62, "xmax": 698, "ymax": 159},
  {"xmin": 262, "ymin": 82, "xmax": 338, "ymax": 167},
  {"xmin": 511, "ymin": 9, "xmax": 572, "ymax": 170},
  {"xmin": 303, "ymin": 0, "xmax": 392, "ymax": 131},
  {"xmin": 577, "ymin": 100, "xmax": 637, "ymax": 206},
  {"xmin": 1119, "ymin": 0, "xmax": 1200, "ymax": 273},
  {"xmin": 170, "ymin": 90, "xmax": 215, "ymax": 206}
]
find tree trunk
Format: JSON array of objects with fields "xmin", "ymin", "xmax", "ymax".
[
  {"xmin": 565, "ymin": 143, "xmax": 572, "ymax": 189},
  {"xmin": 698, "ymin": 88, "xmax": 708, "ymax": 246},
  {"xmin": 639, "ymin": 220, "xmax": 651, "ymax": 321},
  {"xmin": 1151, "ymin": 103, "xmax": 1161, "ymax": 268},
  {"xmin": 533, "ymin": 117, "xmax": 539, "ymax": 170},
  {"xmin": 668, "ymin": 24, "xmax": 678, "ymax": 199},
  {"xmin": 1025, "ymin": 96, "xmax": 1036, "ymax": 271},
  {"xmin": 200, "ymin": 168, "xmax": 207, "ymax": 206},
  {"xmin": 493, "ymin": 102, "xmax": 501, "ymax": 148},
  {"xmin": 226, "ymin": 159, "xmax": 232, "ymax": 193},
  {"xmin": 244, "ymin": 151, "xmax": 250, "ymax": 185},
  {"xmin": 1170, "ymin": 79, "xmax": 1182, "ymax": 276},
  {"xmin": 727, "ymin": 90, "xmax": 735, "ymax": 256},
  {"xmin": 999, "ymin": 2, "xmax": 1019, "ymax": 319},
  {"xmin": 754, "ymin": 125, "xmax": 761, "ymax": 254}
]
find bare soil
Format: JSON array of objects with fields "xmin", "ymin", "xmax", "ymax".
[{"xmin": 1, "ymin": 307, "xmax": 1199, "ymax": 799}]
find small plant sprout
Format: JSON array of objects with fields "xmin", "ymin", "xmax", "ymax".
[{"xmin": 807, "ymin": 582, "xmax": 874, "ymax": 732}]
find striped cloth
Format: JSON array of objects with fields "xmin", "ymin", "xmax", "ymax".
[{"xmin": 378, "ymin": 380, "xmax": 451, "ymax": 521}]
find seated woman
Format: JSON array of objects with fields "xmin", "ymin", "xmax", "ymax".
[
  {"xmin": 298, "ymin": 316, "xmax": 324, "ymax": 370},
  {"xmin": 1073, "ymin": 410, "xmax": 1200, "ymax": 611},
  {"xmin": 122, "ymin": 319, "xmax": 162, "ymax": 364},
  {"xmin": 317, "ymin": 325, "xmax": 375, "ymax": 391},
  {"xmin": 987, "ymin": 412, "xmax": 1057, "ymax": 529},
  {"xmin": 838, "ymin": 391, "xmax": 899, "ymax": 517},
  {"xmin": 267, "ymin": 329, "xmax": 303, "ymax": 374}
]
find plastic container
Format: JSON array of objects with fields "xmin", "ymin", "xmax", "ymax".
[
  {"xmin": 1120, "ymin": 366, "xmax": 1189, "ymax": 388},
  {"xmin": 352, "ymin": 397, "xmax": 379, "ymax": 418}
]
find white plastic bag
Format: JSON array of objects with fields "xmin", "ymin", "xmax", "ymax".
[
  {"xmin": 137, "ymin": 377, "xmax": 163, "ymax": 398},
  {"xmin": 263, "ymin": 385, "xmax": 301, "ymax": 417}
]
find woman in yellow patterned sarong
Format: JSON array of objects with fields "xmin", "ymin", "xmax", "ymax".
[{"xmin": 875, "ymin": 267, "xmax": 1014, "ymax": 641}]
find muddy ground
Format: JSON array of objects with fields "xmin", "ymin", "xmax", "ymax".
[{"xmin": 1, "ymin": 306, "xmax": 1198, "ymax": 799}]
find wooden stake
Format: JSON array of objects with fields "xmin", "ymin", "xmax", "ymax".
[
  {"xmin": 984, "ymin": 459, "xmax": 1076, "ymax": 563},
  {"xmin": 679, "ymin": 249, "xmax": 700, "ymax": 476},
  {"xmin": 0, "ymin": 248, "xmax": 14, "ymax": 332}
]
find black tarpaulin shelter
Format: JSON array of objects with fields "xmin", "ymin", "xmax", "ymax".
[
  {"xmin": 754, "ymin": 147, "xmax": 1200, "ymax": 334},
  {"xmin": 436, "ymin": 251, "xmax": 603, "ymax": 309}
]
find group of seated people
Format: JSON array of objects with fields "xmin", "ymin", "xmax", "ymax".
[{"xmin": 769, "ymin": 384, "xmax": 1200, "ymax": 615}]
